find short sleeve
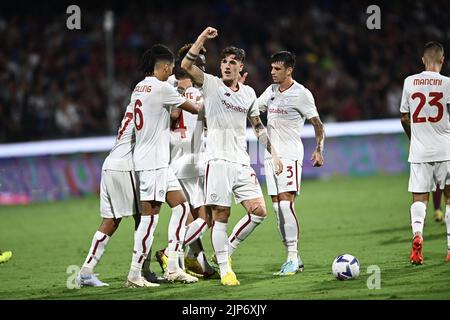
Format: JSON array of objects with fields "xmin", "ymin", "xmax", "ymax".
[
  {"xmin": 247, "ymin": 87, "xmax": 260, "ymax": 117},
  {"xmin": 399, "ymin": 79, "xmax": 410, "ymax": 113},
  {"xmin": 202, "ymin": 73, "xmax": 218, "ymax": 97},
  {"xmin": 256, "ymin": 86, "xmax": 272, "ymax": 113},
  {"xmin": 446, "ymin": 82, "xmax": 450, "ymax": 105},
  {"xmin": 161, "ymin": 82, "xmax": 186, "ymax": 107},
  {"xmin": 297, "ymin": 88, "xmax": 319, "ymax": 119}
]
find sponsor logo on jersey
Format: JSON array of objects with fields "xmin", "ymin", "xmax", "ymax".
[
  {"xmin": 221, "ymin": 100, "xmax": 248, "ymax": 113},
  {"xmin": 268, "ymin": 108, "xmax": 288, "ymax": 115}
]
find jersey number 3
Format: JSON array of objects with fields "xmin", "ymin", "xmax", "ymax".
[{"xmin": 411, "ymin": 92, "xmax": 444, "ymax": 123}]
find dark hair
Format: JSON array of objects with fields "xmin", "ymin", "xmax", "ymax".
[
  {"xmin": 177, "ymin": 43, "xmax": 206, "ymax": 61},
  {"xmin": 424, "ymin": 41, "xmax": 444, "ymax": 56},
  {"xmin": 174, "ymin": 43, "xmax": 207, "ymax": 79},
  {"xmin": 221, "ymin": 46, "xmax": 245, "ymax": 62},
  {"xmin": 271, "ymin": 51, "xmax": 296, "ymax": 69},
  {"xmin": 139, "ymin": 44, "xmax": 174, "ymax": 74}
]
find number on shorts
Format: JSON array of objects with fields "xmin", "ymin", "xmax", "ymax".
[
  {"xmin": 250, "ymin": 173, "xmax": 259, "ymax": 185},
  {"xmin": 286, "ymin": 165, "xmax": 294, "ymax": 178}
]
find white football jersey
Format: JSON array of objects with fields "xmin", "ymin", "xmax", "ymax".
[
  {"xmin": 102, "ymin": 102, "xmax": 135, "ymax": 171},
  {"xmin": 132, "ymin": 76, "xmax": 186, "ymax": 171},
  {"xmin": 202, "ymin": 73, "xmax": 259, "ymax": 166},
  {"xmin": 170, "ymin": 86, "xmax": 206, "ymax": 179},
  {"xmin": 400, "ymin": 71, "xmax": 450, "ymax": 163},
  {"xmin": 257, "ymin": 81, "xmax": 319, "ymax": 163}
]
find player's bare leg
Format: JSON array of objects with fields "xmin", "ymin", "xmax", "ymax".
[
  {"xmin": 126, "ymin": 201, "xmax": 160, "ymax": 288},
  {"xmin": 272, "ymin": 192, "xmax": 304, "ymax": 276},
  {"xmin": 78, "ymin": 218, "xmax": 121, "ymax": 287},
  {"xmin": 410, "ymin": 193, "xmax": 429, "ymax": 265},
  {"xmin": 433, "ymin": 189, "xmax": 444, "ymax": 223},
  {"xmin": 162, "ymin": 190, "xmax": 198, "ymax": 283},
  {"xmin": 443, "ymin": 185, "xmax": 450, "ymax": 262},
  {"xmin": 228, "ymin": 197, "xmax": 267, "ymax": 256},
  {"xmin": 184, "ymin": 205, "xmax": 216, "ymax": 278}
]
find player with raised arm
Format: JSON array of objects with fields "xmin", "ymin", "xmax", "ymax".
[
  {"xmin": 126, "ymin": 44, "xmax": 202, "ymax": 287},
  {"xmin": 257, "ymin": 51, "xmax": 325, "ymax": 276},
  {"xmin": 181, "ymin": 27, "xmax": 283, "ymax": 286},
  {"xmin": 400, "ymin": 41, "xmax": 450, "ymax": 264},
  {"xmin": 153, "ymin": 44, "xmax": 217, "ymax": 279}
]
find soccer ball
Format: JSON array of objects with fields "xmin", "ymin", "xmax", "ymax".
[{"xmin": 332, "ymin": 254, "xmax": 360, "ymax": 280}]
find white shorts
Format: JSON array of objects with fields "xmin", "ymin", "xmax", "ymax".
[
  {"xmin": 100, "ymin": 170, "xmax": 140, "ymax": 219},
  {"xmin": 265, "ymin": 158, "xmax": 302, "ymax": 196},
  {"xmin": 139, "ymin": 167, "xmax": 182, "ymax": 202},
  {"xmin": 408, "ymin": 161, "xmax": 450, "ymax": 193},
  {"xmin": 179, "ymin": 176, "xmax": 205, "ymax": 209},
  {"xmin": 204, "ymin": 159, "xmax": 263, "ymax": 206}
]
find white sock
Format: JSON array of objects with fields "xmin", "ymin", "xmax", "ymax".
[
  {"xmin": 178, "ymin": 249, "xmax": 186, "ymax": 270},
  {"xmin": 228, "ymin": 214, "xmax": 265, "ymax": 256},
  {"xmin": 445, "ymin": 205, "xmax": 450, "ymax": 252},
  {"xmin": 128, "ymin": 215, "xmax": 159, "ymax": 280},
  {"xmin": 411, "ymin": 201, "xmax": 426, "ymax": 236},
  {"xmin": 273, "ymin": 202, "xmax": 286, "ymax": 243},
  {"xmin": 184, "ymin": 218, "xmax": 208, "ymax": 247},
  {"xmin": 81, "ymin": 231, "xmax": 110, "ymax": 275},
  {"xmin": 212, "ymin": 221, "xmax": 231, "ymax": 277},
  {"xmin": 279, "ymin": 201, "xmax": 299, "ymax": 261},
  {"xmin": 198, "ymin": 251, "xmax": 214, "ymax": 274},
  {"xmin": 167, "ymin": 202, "xmax": 189, "ymax": 272}
]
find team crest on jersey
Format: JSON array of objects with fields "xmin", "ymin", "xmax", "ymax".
[
  {"xmin": 210, "ymin": 193, "xmax": 218, "ymax": 201},
  {"xmin": 159, "ymin": 190, "xmax": 165, "ymax": 197}
]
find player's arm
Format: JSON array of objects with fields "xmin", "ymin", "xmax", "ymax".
[
  {"xmin": 248, "ymin": 115, "xmax": 283, "ymax": 175},
  {"xmin": 308, "ymin": 116, "xmax": 325, "ymax": 167},
  {"xmin": 171, "ymin": 107, "xmax": 181, "ymax": 121},
  {"xmin": 179, "ymin": 100, "xmax": 202, "ymax": 115},
  {"xmin": 401, "ymin": 112, "xmax": 411, "ymax": 140},
  {"xmin": 171, "ymin": 83, "xmax": 190, "ymax": 121},
  {"xmin": 399, "ymin": 79, "xmax": 412, "ymax": 139},
  {"xmin": 181, "ymin": 27, "xmax": 218, "ymax": 87}
]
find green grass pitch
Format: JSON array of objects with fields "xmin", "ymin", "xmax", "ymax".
[{"xmin": 1, "ymin": 173, "xmax": 449, "ymax": 300}]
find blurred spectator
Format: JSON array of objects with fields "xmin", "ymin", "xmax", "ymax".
[
  {"xmin": 0, "ymin": 0, "xmax": 449, "ymax": 142},
  {"xmin": 55, "ymin": 97, "xmax": 82, "ymax": 137}
]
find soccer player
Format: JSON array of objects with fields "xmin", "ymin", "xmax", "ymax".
[
  {"xmin": 0, "ymin": 250, "xmax": 12, "ymax": 264},
  {"xmin": 257, "ymin": 51, "xmax": 325, "ymax": 276},
  {"xmin": 181, "ymin": 27, "xmax": 283, "ymax": 286},
  {"xmin": 152, "ymin": 44, "xmax": 217, "ymax": 278},
  {"xmin": 76, "ymin": 100, "xmax": 158, "ymax": 288},
  {"xmin": 400, "ymin": 41, "xmax": 450, "ymax": 264},
  {"xmin": 126, "ymin": 44, "xmax": 202, "ymax": 286},
  {"xmin": 432, "ymin": 189, "xmax": 444, "ymax": 222}
]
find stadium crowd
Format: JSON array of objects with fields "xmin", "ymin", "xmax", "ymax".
[{"xmin": 1, "ymin": 0, "xmax": 449, "ymax": 142}]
